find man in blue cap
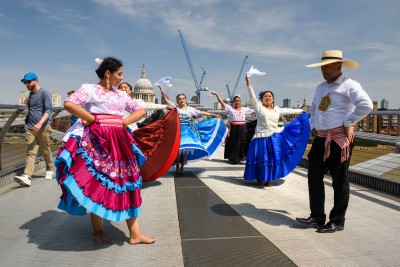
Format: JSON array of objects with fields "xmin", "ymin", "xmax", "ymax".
[{"xmin": 14, "ymin": 72, "xmax": 54, "ymax": 186}]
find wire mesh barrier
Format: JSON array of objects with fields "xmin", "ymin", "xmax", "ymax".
[
  {"xmin": 0, "ymin": 105, "xmax": 65, "ymax": 173},
  {"xmin": 300, "ymin": 142, "xmax": 400, "ymax": 197}
]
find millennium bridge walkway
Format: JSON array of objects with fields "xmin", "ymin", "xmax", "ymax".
[{"xmin": 0, "ymin": 105, "xmax": 399, "ymax": 267}]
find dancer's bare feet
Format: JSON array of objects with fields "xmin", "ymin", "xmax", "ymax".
[
  {"xmin": 128, "ymin": 234, "xmax": 156, "ymax": 245},
  {"xmin": 92, "ymin": 232, "xmax": 113, "ymax": 244}
]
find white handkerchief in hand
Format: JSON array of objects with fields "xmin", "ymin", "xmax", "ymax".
[
  {"xmin": 207, "ymin": 90, "xmax": 215, "ymax": 98},
  {"xmin": 246, "ymin": 66, "xmax": 266, "ymax": 77},
  {"xmin": 154, "ymin": 76, "xmax": 173, "ymax": 88}
]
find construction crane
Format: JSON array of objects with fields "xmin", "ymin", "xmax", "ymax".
[
  {"xmin": 226, "ymin": 55, "xmax": 248, "ymax": 103},
  {"xmin": 178, "ymin": 29, "xmax": 207, "ymax": 104}
]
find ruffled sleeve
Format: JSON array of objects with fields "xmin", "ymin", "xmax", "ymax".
[
  {"xmin": 247, "ymin": 84, "xmax": 262, "ymax": 115},
  {"xmin": 66, "ymin": 84, "xmax": 91, "ymax": 105},
  {"xmin": 279, "ymin": 107, "xmax": 303, "ymax": 115},
  {"xmin": 243, "ymin": 107, "xmax": 254, "ymax": 115},
  {"xmin": 188, "ymin": 106, "xmax": 201, "ymax": 116},
  {"xmin": 125, "ymin": 96, "xmax": 142, "ymax": 113},
  {"xmin": 166, "ymin": 100, "xmax": 177, "ymax": 108}
]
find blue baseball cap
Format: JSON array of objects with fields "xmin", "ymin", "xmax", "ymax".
[{"xmin": 21, "ymin": 72, "xmax": 38, "ymax": 82}]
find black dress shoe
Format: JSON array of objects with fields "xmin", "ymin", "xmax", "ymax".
[
  {"xmin": 317, "ymin": 221, "xmax": 344, "ymax": 233},
  {"xmin": 296, "ymin": 216, "xmax": 325, "ymax": 228}
]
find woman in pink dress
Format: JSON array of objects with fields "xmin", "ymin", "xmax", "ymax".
[{"xmin": 55, "ymin": 57, "xmax": 156, "ymax": 245}]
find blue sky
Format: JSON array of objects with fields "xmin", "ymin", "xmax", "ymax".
[{"xmin": 1, "ymin": 0, "xmax": 399, "ymax": 109}]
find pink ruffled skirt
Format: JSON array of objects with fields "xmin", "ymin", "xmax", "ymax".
[{"xmin": 54, "ymin": 115, "xmax": 146, "ymax": 221}]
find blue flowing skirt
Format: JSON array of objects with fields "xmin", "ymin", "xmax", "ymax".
[
  {"xmin": 244, "ymin": 112, "xmax": 310, "ymax": 182},
  {"xmin": 180, "ymin": 118, "xmax": 228, "ymax": 161}
]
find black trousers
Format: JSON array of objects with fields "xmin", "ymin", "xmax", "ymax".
[{"xmin": 307, "ymin": 137, "xmax": 354, "ymax": 224}]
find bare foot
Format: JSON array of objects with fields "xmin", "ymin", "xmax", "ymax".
[
  {"xmin": 129, "ymin": 234, "xmax": 156, "ymax": 245},
  {"xmin": 92, "ymin": 232, "xmax": 113, "ymax": 244}
]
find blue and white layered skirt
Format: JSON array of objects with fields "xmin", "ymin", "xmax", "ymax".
[
  {"xmin": 244, "ymin": 112, "xmax": 310, "ymax": 182},
  {"xmin": 180, "ymin": 117, "xmax": 228, "ymax": 161}
]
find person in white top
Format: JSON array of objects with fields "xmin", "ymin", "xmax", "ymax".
[
  {"xmin": 158, "ymin": 85, "xmax": 227, "ymax": 175},
  {"xmin": 244, "ymin": 75, "xmax": 310, "ymax": 187},
  {"xmin": 211, "ymin": 91, "xmax": 254, "ymax": 164},
  {"xmin": 296, "ymin": 50, "xmax": 373, "ymax": 233},
  {"xmin": 118, "ymin": 82, "xmax": 171, "ymax": 131}
]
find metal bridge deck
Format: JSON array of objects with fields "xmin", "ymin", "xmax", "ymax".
[{"xmin": 0, "ymin": 148, "xmax": 399, "ymax": 267}]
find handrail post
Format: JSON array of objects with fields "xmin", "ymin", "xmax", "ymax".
[
  {"xmin": 0, "ymin": 108, "xmax": 25, "ymax": 170},
  {"xmin": 51, "ymin": 110, "xmax": 63, "ymax": 120}
]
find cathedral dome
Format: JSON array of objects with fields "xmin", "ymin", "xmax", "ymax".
[{"xmin": 133, "ymin": 65, "xmax": 156, "ymax": 103}]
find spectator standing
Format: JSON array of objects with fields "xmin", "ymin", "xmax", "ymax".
[{"xmin": 14, "ymin": 72, "xmax": 54, "ymax": 186}]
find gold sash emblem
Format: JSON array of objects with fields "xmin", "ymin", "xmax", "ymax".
[{"xmin": 318, "ymin": 93, "xmax": 331, "ymax": 111}]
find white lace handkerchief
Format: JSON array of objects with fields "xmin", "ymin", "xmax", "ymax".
[{"xmin": 154, "ymin": 76, "xmax": 173, "ymax": 88}]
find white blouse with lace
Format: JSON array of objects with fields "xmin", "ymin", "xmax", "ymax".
[{"xmin": 248, "ymin": 85, "xmax": 303, "ymax": 138}]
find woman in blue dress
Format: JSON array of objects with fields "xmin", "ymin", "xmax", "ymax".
[
  {"xmin": 158, "ymin": 85, "xmax": 228, "ymax": 175},
  {"xmin": 244, "ymin": 75, "xmax": 310, "ymax": 187}
]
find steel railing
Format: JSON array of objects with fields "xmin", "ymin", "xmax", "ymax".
[{"xmin": 0, "ymin": 104, "xmax": 399, "ymax": 196}]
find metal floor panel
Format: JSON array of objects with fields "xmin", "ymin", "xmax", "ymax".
[
  {"xmin": 175, "ymin": 171, "xmax": 296, "ymax": 267},
  {"xmin": 2, "ymin": 147, "xmax": 400, "ymax": 267}
]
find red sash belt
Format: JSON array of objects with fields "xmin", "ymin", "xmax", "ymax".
[
  {"xmin": 95, "ymin": 114, "xmax": 123, "ymax": 127},
  {"xmin": 230, "ymin": 121, "xmax": 245, "ymax": 126},
  {"xmin": 317, "ymin": 126, "xmax": 350, "ymax": 163}
]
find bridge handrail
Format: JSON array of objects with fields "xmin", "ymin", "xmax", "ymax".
[
  {"xmin": 355, "ymin": 131, "xmax": 400, "ymax": 149},
  {"xmin": 0, "ymin": 104, "xmax": 399, "ymax": 196}
]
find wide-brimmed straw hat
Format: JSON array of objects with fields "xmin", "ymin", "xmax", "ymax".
[{"xmin": 306, "ymin": 50, "xmax": 359, "ymax": 69}]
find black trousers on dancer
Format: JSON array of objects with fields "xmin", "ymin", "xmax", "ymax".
[{"xmin": 307, "ymin": 136, "xmax": 354, "ymax": 224}]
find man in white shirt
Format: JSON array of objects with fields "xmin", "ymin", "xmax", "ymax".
[{"xmin": 296, "ymin": 50, "xmax": 373, "ymax": 233}]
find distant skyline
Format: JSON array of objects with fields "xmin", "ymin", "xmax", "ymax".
[{"xmin": 1, "ymin": 0, "xmax": 400, "ymax": 109}]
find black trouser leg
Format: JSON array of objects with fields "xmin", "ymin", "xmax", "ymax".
[
  {"xmin": 307, "ymin": 137, "xmax": 327, "ymax": 221},
  {"xmin": 327, "ymin": 142, "xmax": 353, "ymax": 223}
]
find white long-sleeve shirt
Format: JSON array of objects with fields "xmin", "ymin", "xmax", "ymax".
[
  {"xmin": 310, "ymin": 75, "xmax": 373, "ymax": 130},
  {"xmin": 248, "ymin": 85, "xmax": 303, "ymax": 138}
]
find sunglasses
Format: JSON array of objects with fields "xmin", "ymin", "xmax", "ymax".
[{"xmin": 23, "ymin": 80, "xmax": 35, "ymax": 84}]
